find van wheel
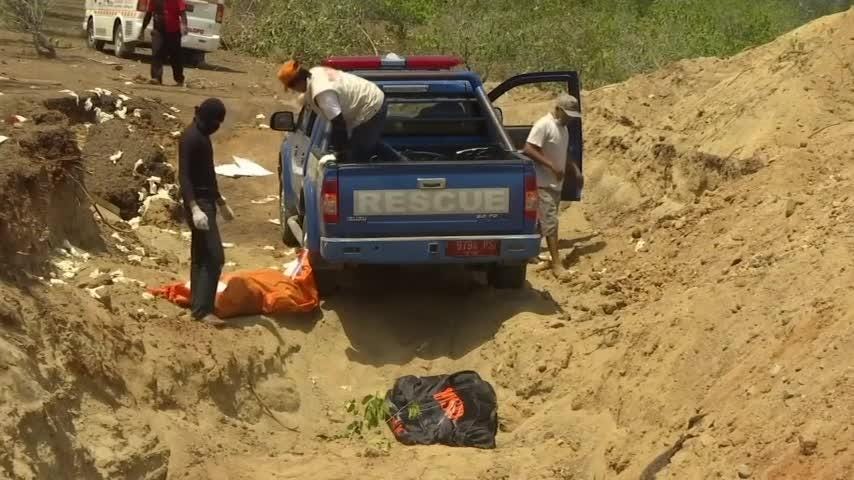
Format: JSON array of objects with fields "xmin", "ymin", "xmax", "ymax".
[
  {"xmin": 112, "ymin": 22, "xmax": 133, "ymax": 58},
  {"xmin": 87, "ymin": 18, "xmax": 104, "ymax": 51},
  {"xmin": 488, "ymin": 264, "xmax": 527, "ymax": 289}
]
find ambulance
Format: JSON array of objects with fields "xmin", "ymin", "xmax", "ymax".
[{"xmin": 83, "ymin": 0, "xmax": 224, "ymax": 66}]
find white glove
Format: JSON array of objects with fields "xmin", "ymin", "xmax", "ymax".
[
  {"xmin": 191, "ymin": 205, "xmax": 209, "ymax": 231},
  {"xmin": 220, "ymin": 203, "xmax": 235, "ymax": 222}
]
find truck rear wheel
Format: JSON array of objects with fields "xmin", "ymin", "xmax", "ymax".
[
  {"xmin": 279, "ymin": 179, "xmax": 301, "ymax": 247},
  {"xmin": 488, "ymin": 264, "xmax": 528, "ymax": 289},
  {"xmin": 309, "ymin": 251, "xmax": 338, "ymax": 296}
]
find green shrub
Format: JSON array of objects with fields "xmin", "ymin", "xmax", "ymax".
[{"xmin": 223, "ymin": 0, "xmax": 853, "ymax": 87}]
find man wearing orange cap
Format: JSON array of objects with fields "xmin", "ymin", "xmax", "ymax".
[{"xmin": 277, "ymin": 60, "xmax": 397, "ymax": 163}]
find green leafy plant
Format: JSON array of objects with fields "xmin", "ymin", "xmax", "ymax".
[
  {"xmin": 344, "ymin": 393, "xmax": 423, "ymax": 438},
  {"xmin": 345, "ymin": 393, "xmax": 391, "ymax": 437}
]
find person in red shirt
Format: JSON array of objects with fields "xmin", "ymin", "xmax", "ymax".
[{"xmin": 139, "ymin": 0, "xmax": 188, "ymax": 86}]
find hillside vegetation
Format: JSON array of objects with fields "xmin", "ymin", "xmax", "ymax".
[{"xmin": 223, "ymin": 0, "xmax": 853, "ymax": 86}]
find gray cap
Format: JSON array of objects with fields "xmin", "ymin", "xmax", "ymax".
[{"xmin": 556, "ymin": 93, "xmax": 581, "ymax": 118}]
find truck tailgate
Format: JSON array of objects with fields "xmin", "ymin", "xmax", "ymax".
[{"xmin": 335, "ymin": 161, "xmax": 527, "ymax": 237}]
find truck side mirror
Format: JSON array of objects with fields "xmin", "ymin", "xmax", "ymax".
[
  {"xmin": 270, "ymin": 111, "xmax": 296, "ymax": 132},
  {"xmin": 493, "ymin": 107, "xmax": 504, "ymax": 125}
]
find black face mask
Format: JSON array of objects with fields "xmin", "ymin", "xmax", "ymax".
[{"xmin": 195, "ymin": 98, "xmax": 226, "ymax": 136}]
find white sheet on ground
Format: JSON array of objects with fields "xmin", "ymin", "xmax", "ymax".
[{"xmin": 215, "ymin": 156, "xmax": 274, "ymax": 178}]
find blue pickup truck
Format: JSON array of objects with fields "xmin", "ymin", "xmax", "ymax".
[{"xmin": 269, "ymin": 55, "xmax": 583, "ymax": 293}]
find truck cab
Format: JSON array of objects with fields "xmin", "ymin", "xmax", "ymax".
[{"xmin": 270, "ymin": 55, "xmax": 583, "ymax": 292}]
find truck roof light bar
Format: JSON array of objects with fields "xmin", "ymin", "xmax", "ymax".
[{"xmin": 323, "ymin": 54, "xmax": 462, "ymax": 71}]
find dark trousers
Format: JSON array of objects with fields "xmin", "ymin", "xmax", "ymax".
[
  {"xmin": 346, "ymin": 101, "xmax": 399, "ymax": 163},
  {"xmin": 188, "ymin": 200, "xmax": 224, "ymax": 319},
  {"xmin": 151, "ymin": 30, "xmax": 184, "ymax": 84}
]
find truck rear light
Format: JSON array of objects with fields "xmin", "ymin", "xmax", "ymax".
[
  {"xmin": 524, "ymin": 173, "xmax": 538, "ymax": 221},
  {"xmin": 215, "ymin": 4, "xmax": 224, "ymax": 23},
  {"xmin": 323, "ymin": 54, "xmax": 462, "ymax": 71},
  {"xmin": 322, "ymin": 179, "xmax": 339, "ymax": 224},
  {"xmin": 136, "ymin": 0, "xmax": 148, "ymax": 11}
]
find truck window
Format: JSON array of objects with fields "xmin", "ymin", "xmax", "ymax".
[
  {"xmin": 297, "ymin": 107, "xmax": 315, "ymax": 135},
  {"xmin": 384, "ymin": 95, "xmax": 487, "ymax": 138}
]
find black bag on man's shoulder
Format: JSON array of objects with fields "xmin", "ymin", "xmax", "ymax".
[{"xmin": 385, "ymin": 371, "xmax": 498, "ymax": 449}]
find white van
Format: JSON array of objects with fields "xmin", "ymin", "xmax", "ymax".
[{"xmin": 83, "ymin": 0, "xmax": 224, "ymax": 66}]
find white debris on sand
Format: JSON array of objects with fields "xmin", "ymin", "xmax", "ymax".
[
  {"xmin": 133, "ymin": 159, "xmax": 144, "ymax": 176},
  {"xmin": 0, "ymin": 136, "xmax": 8, "ymax": 145},
  {"xmin": 267, "ymin": 218, "xmax": 281, "ymax": 226},
  {"xmin": 95, "ymin": 107, "xmax": 114, "ymax": 123},
  {"xmin": 86, "ymin": 286, "xmax": 106, "ymax": 299},
  {"xmin": 163, "ymin": 113, "xmax": 177, "ymax": 120},
  {"xmin": 146, "ymin": 176, "xmax": 162, "ymax": 195},
  {"xmin": 84, "ymin": 98, "xmax": 94, "ymax": 112},
  {"xmin": 59, "ymin": 89, "xmax": 79, "ymax": 104},
  {"xmin": 140, "ymin": 187, "xmax": 177, "ymax": 218},
  {"xmin": 251, "ymin": 195, "xmax": 278, "ymax": 205},
  {"xmin": 171, "ymin": 131, "xmax": 181, "ymax": 137},
  {"xmin": 133, "ymin": 109, "xmax": 142, "ymax": 118},
  {"xmin": 262, "ymin": 246, "xmax": 276, "ymax": 251},
  {"xmin": 110, "ymin": 151, "xmax": 123, "ymax": 164},
  {"xmin": 111, "ymin": 232, "xmax": 126, "ymax": 243},
  {"xmin": 109, "ymin": 269, "xmax": 146, "ymax": 288},
  {"xmin": 51, "ymin": 243, "xmax": 91, "ymax": 279},
  {"xmin": 169, "ymin": 106, "xmax": 180, "ymax": 113},
  {"xmin": 87, "ymin": 88, "xmax": 112, "ymax": 97},
  {"xmin": 222, "ymin": 242, "xmax": 235, "ymax": 248}
]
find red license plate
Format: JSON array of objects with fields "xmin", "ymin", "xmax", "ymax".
[{"xmin": 446, "ymin": 240, "xmax": 500, "ymax": 257}]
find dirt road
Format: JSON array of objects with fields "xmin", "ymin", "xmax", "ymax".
[{"xmin": 0, "ymin": 4, "xmax": 852, "ymax": 480}]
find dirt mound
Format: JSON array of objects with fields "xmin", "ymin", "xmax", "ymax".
[
  {"xmin": 528, "ymin": 9, "xmax": 854, "ymax": 479},
  {"xmin": 0, "ymin": 123, "xmax": 103, "ymax": 276},
  {"xmin": 581, "ymin": 8, "xmax": 854, "ymax": 221},
  {"xmin": 25, "ymin": 92, "xmax": 186, "ymax": 222}
]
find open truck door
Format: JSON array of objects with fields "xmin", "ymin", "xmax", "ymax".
[{"xmin": 488, "ymin": 72, "xmax": 583, "ymax": 202}]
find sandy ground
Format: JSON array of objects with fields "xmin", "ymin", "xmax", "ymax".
[{"xmin": 0, "ymin": 3, "xmax": 852, "ymax": 480}]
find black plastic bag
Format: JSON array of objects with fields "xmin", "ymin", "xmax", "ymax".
[{"xmin": 386, "ymin": 371, "xmax": 498, "ymax": 449}]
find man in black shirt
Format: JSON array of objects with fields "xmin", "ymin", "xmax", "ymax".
[{"xmin": 178, "ymin": 98, "xmax": 234, "ymax": 326}]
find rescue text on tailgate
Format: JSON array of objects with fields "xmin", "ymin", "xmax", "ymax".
[{"xmin": 353, "ymin": 188, "xmax": 510, "ymax": 216}]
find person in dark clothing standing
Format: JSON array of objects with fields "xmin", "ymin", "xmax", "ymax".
[
  {"xmin": 178, "ymin": 98, "xmax": 234, "ymax": 327},
  {"xmin": 139, "ymin": 0, "xmax": 188, "ymax": 86}
]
